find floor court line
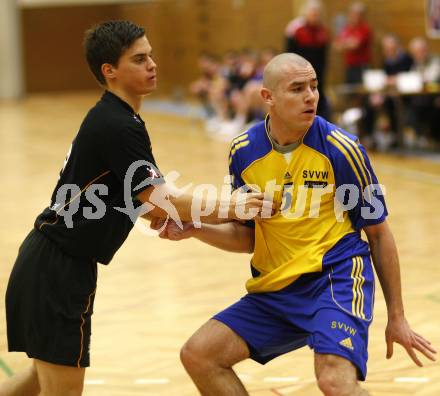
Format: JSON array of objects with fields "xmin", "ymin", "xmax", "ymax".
[
  {"xmin": 134, "ymin": 378, "xmax": 170, "ymax": 385},
  {"xmin": 263, "ymin": 376, "xmax": 300, "ymax": 383},
  {"xmin": 0, "ymin": 359, "xmax": 13, "ymax": 377},
  {"xmin": 84, "ymin": 379, "xmax": 105, "ymax": 385},
  {"xmin": 394, "ymin": 377, "xmax": 430, "ymax": 383},
  {"xmin": 237, "ymin": 373, "xmax": 253, "ymax": 382}
]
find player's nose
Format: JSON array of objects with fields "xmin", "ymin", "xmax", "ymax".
[
  {"xmin": 304, "ymin": 86, "xmax": 316, "ymax": 103},
  {"xmin": 147, "ymin": 57, "xmax": 157, "ymax": 71}
]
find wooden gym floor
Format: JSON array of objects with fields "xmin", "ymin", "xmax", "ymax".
[{"xmin": 0, "ymin": 91, "xmax": 439, "ymax": 395}]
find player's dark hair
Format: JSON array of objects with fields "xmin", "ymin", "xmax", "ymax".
[{"xmin": 84, "ymin": 20, "xmax": 145, "ymax": 85}]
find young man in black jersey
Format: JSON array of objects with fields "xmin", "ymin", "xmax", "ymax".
[{"xmin": 1, "ymin": 20, "xmax": 267, "ymax": 396}]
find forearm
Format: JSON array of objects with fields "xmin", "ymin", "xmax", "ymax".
[
  {"xmin": 192, "ymin": 222, "xmax": 254, "ymax": 253},
  {"xmin": 138, "ymin": 184, "xmax": 260, "ymax": 224},
  {"xmin": 170, "ymin": 193, "xmax": 231, "ymax": 224},
  {"xmin": 139, "ymin": 192, "xmax": 208, "ymax": 222},
  {"xmin": 366, "ymin": 222, "xmax": 404, "ymax": 319},
  {"xmin": 366, "ymin": 222, "xmax": 437, "ymax": 366}
]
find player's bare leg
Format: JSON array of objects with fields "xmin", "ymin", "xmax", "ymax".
[
  {"xmin": 180, "ymin": 319, "xmax": 249, "ymax": 395},
  {"xmin": 314, "ymin": 353, "xmax": 370, "ymax": 396},
  {"xmin": 34, "ymin": 359, "xmax": 85, "ymax": 396},
  {"xmin": 0, "ymin": 362, "xmax": 40, "ymax": 396}
]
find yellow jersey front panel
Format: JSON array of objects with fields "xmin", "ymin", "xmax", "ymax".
[{"xmin": 229, "ymin": 116, "xmax": 387, "ymax": 293}]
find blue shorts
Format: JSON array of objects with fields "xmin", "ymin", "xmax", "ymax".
[{"xmin": 213, "ymin": 255, "xmax": 374, "ymax": 380}]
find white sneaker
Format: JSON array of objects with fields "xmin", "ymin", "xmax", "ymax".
[
  {"xmin": 403, "ymin": 127, "xmax": 417, "ymax": 149},
  {"xmin": 218, "ymin": 116, "xmax": 246, "ymax": 138},
  {"xmin": 415, "ymin": 135, "xmax": 430, "ymax": 149},
  {"xmin": 374, "ymin": 130, "xmax": 394, "ymax": 152},
  {"xmin": 205, "ymin": 116, "xmax": 223, "ymax": 134}
]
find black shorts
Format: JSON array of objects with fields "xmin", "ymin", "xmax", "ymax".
[{"xmin": 6, "ymin": 229, "xmax": 97, "ymax": 367}]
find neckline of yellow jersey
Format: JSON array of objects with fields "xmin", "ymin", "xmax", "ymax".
[{"xmin": 264, "ymin": 114, "xmax": 315, "ymax": 151}]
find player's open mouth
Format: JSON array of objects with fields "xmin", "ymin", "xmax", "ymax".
[{"xmin": 303, "ymin": 109, "xmax": 315, "ymax": 114}]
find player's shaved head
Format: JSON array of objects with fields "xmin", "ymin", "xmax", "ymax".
[{"xmin": 263, "ymin": 53, "xmax": 312, "ymax": 90}]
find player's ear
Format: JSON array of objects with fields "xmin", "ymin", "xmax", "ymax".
[
  {"xmin": 101, "ymin": 63, "xmax": 116, "ymax": 81},
  {"xmin": 261, "ymin": 87, "xmax": 274, "ymax": 106}
]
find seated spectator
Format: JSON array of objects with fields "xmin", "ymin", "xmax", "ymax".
[
  {"xmin": 238, "ymin": 48, "xmax": 277, "ymax": 123},
  {"xmin": 407, "ymin": 37, "xmax": 440, "ymax": 147},
  {"xmin": 190, "ymin": 53, "xmax": 227, "ymax": 118},
  {"xmin": 361, "ymin": 34, "xmax": 413, "ymax": 150},
  {"xmin": 217, "ymin": 49, "xmax": 260, "ymax": 136},
  {"xmin": 409, "ymin": 37, "xmax": 440, "ymax": 84},
  {"xmin": 190, "ymin": 49, "xmax": 278, "ymax": 139},
  {"xmin": 383, "ymin": 34, "xmax": 414, "ymax": 78},
  {"xmin": 285, "ymin": 0, "xmax": 331, "ymax": 119}
]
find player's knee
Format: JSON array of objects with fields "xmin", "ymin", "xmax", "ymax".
[
  {"xmin": 28, "ymin": 363, "xmax": 39, "ymax": 380},
  {"xmin": 38, "ymin": 372, "xmax": 84, "ymax": 396},
  {"xmin": 180, "ymin": 338, "xmax": 209, "ymax": 373},
  {"xmin": 28, "ymin": 364, "xmax": 41, "ymax": 392},
  {"xmin": 39, "ymin": 384, "xmax": 83, "ymax": 396},
  {"xmin": 317, "ymin": 370, "xmax": 356, "ymax": 396}
]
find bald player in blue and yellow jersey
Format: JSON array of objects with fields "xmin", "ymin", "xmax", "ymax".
[
  {"xmin": 229, "ymin": 112, "xmax": 384, "ymax": 296},
  {"xmin": 160, "ymin": 53, "xmax": 436, "ymax": 396}
]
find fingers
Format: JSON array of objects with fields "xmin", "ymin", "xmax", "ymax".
[
  {"xmin": 405, "ymin": 345, "xmax": 424, "ymax": 367},
  {"xmin": 387, "ymin": 335, "xmax": 423, "ymax": 366},
  {"xmin": 167, "ymin": 222, "xmax": 184, "ymax": 240},
  {"xmin": 161, "ymin": 220, "xmax": 194, "ymax": 241},
  {"xmin": 414, "ymin": 334, "xmax": 436, "ymax": 353},
  {"xmin": 386, "ymin": 321, "xmax": 437, "ymax": 367},
  {"xmin": 150, "ymin": 217, "xmax": 166, "ymax": 231},
  {"xmin": 230, "ymin": 188, "xmax": 279, "ymax": 220},
  {"xmin": 244, "ymin": 196, "xmax": 268, "ymax": 208},
  {"xmin": 233, "ymin": 191, "xmax": 265, "ymax": 204},
  {"xmin": 414, "ymin": 332, "xmax": 434, "ymax": 347},
  {"xmin": 149, "ymin": 217, "xmax": 159, "ymax": 229},
  {"xmin": 239, "ymin": 195, "xmax": 277, "ymax": 219},
  {"xmin": 149, "ymin": 217, "xmax": 172, "ymax": 238},
  {"xmin": 245, "ymin": 192, "xmax": 265, "ymax": 199},
  {"xmin": 160, "ymin": 221, "xmax": 177, "ymax": 240},
  {"xmin": 391, "ymin": 332, "xmax": 437, "ymax": 367},
  {"xmin": 158, "ymin": 225, "xmax": 170, "ymax": 239},
  {"xmin": 259, "ymin": 199, "xmax": 277, "ymax": 218},
  {"xmin": 413, "ymin": 337, "xmax": 437, "ymax": 361},
  {"xmin": 231, "ymin": 189, "xmax": 264, "ymax": 200},
  {"xmin": 386, "ymin": 338, "xmax": 394, "ymax": 359}
]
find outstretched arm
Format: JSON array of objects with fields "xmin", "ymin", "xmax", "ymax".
[
  {"xmin": 364, "ymin": 221, "xmax": 437, "ymax": 366},
  {"xmin": 138, "ymin": 183, "xmax": 269, "ymax": 224},
  {"xmin": 192, "ymin": 222, "xmax": 254, "ymax": 253},
  {"xmin": 152, "ymin": 219, "xmax": 254, "ymax": 254}
]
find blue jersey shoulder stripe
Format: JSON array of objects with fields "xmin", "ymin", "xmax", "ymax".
[
  {"xmin": 326, "ymin": 134, "xmax": 366, "ymax": 203},
  {"xmin": 228, "ymin": 119, "xmax": 272, "ymax": 176},
  {"xmin": 331, "ymin": 130, "xmax": 373, "ymax": 186},
  {"xmin": 329, "ymin": 131, "xmax": 369, "ymax": 187}
]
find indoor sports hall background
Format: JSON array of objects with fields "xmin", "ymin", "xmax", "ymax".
[{"xmin": 1, "ymin": 0, "xmax": 439, "ymax": 395}]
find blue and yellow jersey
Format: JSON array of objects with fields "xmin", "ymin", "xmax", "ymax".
[{"xmin": 229, "ymin": 115, "xmax": 387, "ymax": 293}]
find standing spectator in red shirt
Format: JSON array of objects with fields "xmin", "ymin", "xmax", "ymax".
[
  {"xmin": 285, "ymin": 0, "xmax": 331, "ymax": 118},
  {"xmin": 335, "ymin": 2, "xmax": 372, "ymax": 84}
]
